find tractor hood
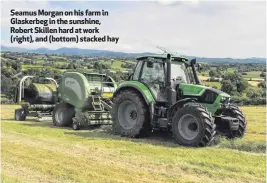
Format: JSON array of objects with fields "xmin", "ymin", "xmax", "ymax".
[{"xmin": 178, "ymin": 83, "xmax": 230, "ymax": 98}]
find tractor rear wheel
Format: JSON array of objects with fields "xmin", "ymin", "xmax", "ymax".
[
  {"xmin": 53, "ymin": 103, "xmax": 75, "ymax": 127},
  {"xmin": 172, "ymin": 103, "xmax": 216, "ymax": 147},
  {"xmin": 111, "ymin": 90, "xmax": 151, "ymax": 137},
  {"xmin": 14, "ymin": 109, "xmax": 26, "ymax": 121}
]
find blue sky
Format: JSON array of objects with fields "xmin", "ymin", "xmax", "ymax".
[{"xmin": 1, "ymin": 0, "xmax": 266, "ymax": 58}]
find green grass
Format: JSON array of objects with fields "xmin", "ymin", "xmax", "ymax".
[
  {"xmin": 21, "ymin": 64, "xmax": 44, "ymax": 70},
  {"xmin": 227, "ymin": 68, "xmax": 236, "ymax": 73},
  {"xmin": 21, "ymin": 64, "xmax": 66, "ymax": 72},
  {"xmin": 243, "ymin": 71, "xmax": 262, "ymax": 78},
  {"xmin": 1, "ymin": 105, "xmax": 266, "ymax": 183},
  {"xmin": 100, "ymin": 60, "xmax": 129, "ymax": 71},
  {"xmin": 50, "ymin": 55, "xmax": 67, "ymax": 59},
  {"xmin": 54, "ymin": 61, "xmax": 68, "ymax": 66}
]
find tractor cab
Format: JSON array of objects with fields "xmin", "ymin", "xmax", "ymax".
[{"xmin": 129, "ymin": 54, "xmax": 200, "ymax": 103}]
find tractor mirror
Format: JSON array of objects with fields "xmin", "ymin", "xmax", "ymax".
[
  {"xmin": 147, "ymin": 61, "xmax": 154, "ymax": 68},
  {"xmin": 197, "ymin": 63, "xmax": 203, "ymax": 72},
  {"xmin": 190, "ymin": 58, "xmax": 196, "ymax": 65}
]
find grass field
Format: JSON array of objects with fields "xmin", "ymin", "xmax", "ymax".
[
  {"xmin": 21, "ymin": 64, "xmax": 45, "ymax": 70},
  {"xmin": 248, "ymin": 80, "xmax": 261, "ymax": 87},
  {"xmin": 1, "ymin": 105, "xmax": 266, "ymax": 183},
  {"xmin": 202, "ymin": 81, "xmax": 222, "ymax": 89},
  {"xmin": 243, "ymin": 71, "xmax": 262, "ymax": 78}
]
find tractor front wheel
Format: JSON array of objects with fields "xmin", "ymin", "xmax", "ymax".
[
  {"xmin": 111, "ymin": 90, "xmax": 151, "ymax": 137},
  {"xmin": 172, "ymin": 103, "xmax": 216, "ymax": 147},
  {"xmin": 53, "ymin": 103, "xmax": 75, "ymax": 127},
  {"xmin": 222, "ymin": 104, "xmax": 246, "ymax": 138}
]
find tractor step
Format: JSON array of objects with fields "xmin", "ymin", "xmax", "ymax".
[{"xmin": 92, "ymin": 96, "xmax": 104, "ymax": 111}]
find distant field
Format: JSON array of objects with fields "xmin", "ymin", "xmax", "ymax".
[
  {"xmin": 54, "ymin": 61, "xmax": 68, "ymax": 66},
  {"xmin": 50, "ymin": 56, "xmax": 67, "ymax": 59},
  {"xmin": 198, "ymin": 76, "xmax": 210, "ymax": 81},
  {"xmin": 21, "ymin": 64, "xmax": 44, "ymax": 70},
  {"xmin": 243, "ymin": 71, "xmax": 262, "ymax": 78},
  {"xmin": 99, "ymin": 60, "xmax": 129, "ymax": 71},
  {"xmin": 35, "ymin": 60, "xmax": 45, "ymax": 64},
  {"xmin": 21, "ymin": 64, "xmax": 64, "ymax": 72},
  {"xmin": 227, "ymin": 68, "xmax": 236, "ymax": 72},
  {"xmin": 1, "ymin": 105, "xmax": 266, "ymax": 183},
  {"xmin": 248, "ymin": 80, "xmax": 260, "ymax": 87},
  {"xmin": 202, "ymin": 81, "xmax": 221, "ymax": 89}
]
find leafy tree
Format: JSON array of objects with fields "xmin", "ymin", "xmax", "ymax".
[
  {"xmin": 221, "ymin": 72, "xmax": 248, "ymax": 95},
  {"xmin": 221, "ymin": 80, "xmax": 235, "ymax": 95},
  {"xmin": 260, "ymin": 72, "xmax": 266, "ymax": 78},
  {"xmin": 245, "ymin": 87, "xmax": 263, "ymax": 99},
  {"xmin": 209, "ymin": 70, "xmax": 217, "ymax": 77},
  {"xmin": 1, "ymin": 75, "xmax": 14, "ymax": 99},
  {"xmin": 258, "ymin": 81, "xmax": 266, "ymax": 88}
]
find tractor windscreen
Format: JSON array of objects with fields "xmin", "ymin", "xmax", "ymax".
[{"xmin": 171, "ymin": 63, "xmax": 190, "ymax": 84}]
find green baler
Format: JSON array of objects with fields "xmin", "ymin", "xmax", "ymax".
[{"xmin": 53, "ymin": 72, "xmax": 117, "ymax": 130}]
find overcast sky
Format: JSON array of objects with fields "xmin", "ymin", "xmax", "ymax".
[{"xmin": 1, "ymin": 0, "xmax": 266, "ymax": 58}]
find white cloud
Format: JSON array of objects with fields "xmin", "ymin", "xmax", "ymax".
[{"xmin": 1, "ymin": 1, "xmax": 266, "ymax": 58}]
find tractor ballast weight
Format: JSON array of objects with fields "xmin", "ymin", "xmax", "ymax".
[
  {"xmin": 14, "ymin": 76, "xmax": 58, "ymax": 121},
  {"xmin": 111, "ymin": 54, "xmax": 247, "ymax": 147},
  {"xmin": 53, "ymin": 72, "xmax": 117, "ymax": 129}
]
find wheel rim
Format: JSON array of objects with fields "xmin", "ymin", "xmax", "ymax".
[
  {"xmin": 178, "ymin": 114, "xmax": 199, "ymax": 140},
  {"xmin": 118, "ymin": 100, "xmax": 138, "ymax": 129},
  {"xmin": 55, "ymin": 108, "xmax": 64, "ymax": 124}
]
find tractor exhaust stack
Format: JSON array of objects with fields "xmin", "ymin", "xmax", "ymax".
[{"xmin": 166, "ymin": 54, "xmax": 176, "ymax": 106}]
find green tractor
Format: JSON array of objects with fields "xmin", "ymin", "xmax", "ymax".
[{"xmin": 111, "ymin": 54, "xmax": 246, "ymax": 146}]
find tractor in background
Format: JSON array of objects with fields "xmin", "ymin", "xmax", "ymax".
[{"xmin": 111, "ymin": 54, "xmax": 246, "ymax": 147}]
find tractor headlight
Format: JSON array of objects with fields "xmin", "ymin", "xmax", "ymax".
[{"xmin": 221, "ymin": 97, "xmax": 230, "ymax": 104}]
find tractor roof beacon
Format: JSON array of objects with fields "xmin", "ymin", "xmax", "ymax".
[{"xmin": 111, "ymin": 54, "xmax": 246, "ymax": 147}]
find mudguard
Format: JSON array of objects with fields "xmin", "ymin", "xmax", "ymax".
[
  {"xmin": 113, "ymin": 81, "xmax": 155, "ymax": 105},
  {"xmin": 167, "ymin": 98, "xmax": 196, "ymax": 120}
]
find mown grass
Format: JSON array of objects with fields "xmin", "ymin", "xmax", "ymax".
[{"xmin": 1, "ymin": 105, "xmax": 266, "ymax": 183}]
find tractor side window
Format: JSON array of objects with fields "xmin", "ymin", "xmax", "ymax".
[{"xmin": 133, "ymin": 61, "xmax": 142, "ymax": 80}]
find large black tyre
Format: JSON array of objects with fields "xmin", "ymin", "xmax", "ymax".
[
  {"xmin": 222, "ymin": 104, "xmax": 246, "ymax": 138},
  {"xmin": 52, "ymin": 103, "xmax": 75, "ymax": 127},
  {"xmin": 172, "ymin": 103, "xmax": 216, "ymax": 147},
  {"xmin": 111, "ymin": 90, "xmax": 151, "ymax": 137},
  {"xmin": 14, "ymin": 109, "xmax": 26, "ymax": 121}
]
